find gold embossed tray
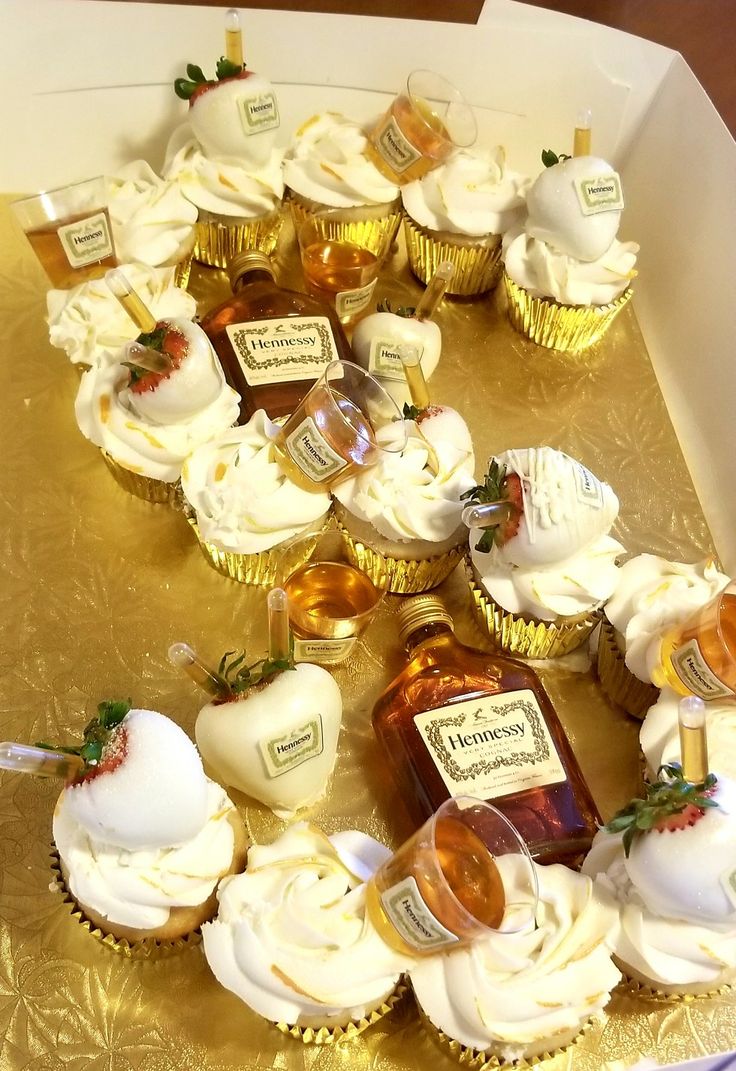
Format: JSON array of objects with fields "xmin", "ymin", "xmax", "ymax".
[{"xmin": 0, "ymin": 196, "xmax": 731, "ymax": 1069}]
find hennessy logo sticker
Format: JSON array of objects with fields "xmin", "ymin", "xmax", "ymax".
[
  {"xmin": 376, "ymin": 116, "xmax": 421, "ymax": 173},
  {"xmin": 238, "ymin": 91, "xmax": 280, "ymax": 134},
  {"xmin": 671, "ymin": 639, "xmax": 735, "ymax": 700},
  {"xmin": 380, "ymin": 876, "xmax": 459, "ymax": 951},
  {"xmin": 58, "ymin": 211, "xmax": 114, "ymax": 268},
  {"xmin": 573, "ymin": 462, "xmax": 604, "ymax": 509},
  {"xmin": 285, "ymin": 416, "xmax": 347, "ymax": 483},
  {"xmin": 369, "ymin": 339, "xmax": 423, "ymax": 382},
  {"xmin": 574, "ymin": 173, "xmax": 624, "ymax": 216},
  {"xmin": 259, "ymin": 715, "xmax": 324, "ymax": 778}
]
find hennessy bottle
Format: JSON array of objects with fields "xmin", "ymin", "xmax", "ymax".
[
  {"xmin": 199, "ymin": 250, "xmax": 354, "ymax": 423},
  {"xmin": 371, "ymin": 596, "xmax": 601, "ymax": 866}
]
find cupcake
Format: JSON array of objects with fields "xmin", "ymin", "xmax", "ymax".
[
  {"xmin": 283, "ymin": 113, "xmax": 401, "ymax": 247},
  {"xmin": 165, "ymin": 62, "xmax": 284, "ymax": 267},
  {"xmin": 52, "ymin": 701, "xmax": 247, "ymax": 953},
  {"xmin": 502, "ymin": 153, "xmax": 638, "ymax": 352},
  {"xmin": 410, "ymin": 860, "xmax": 621, "ymax": 1064},
  {"xmin": 75, "ymin": 317, "xmax": 240, "ymax": 503},
  {"xmin": 466, "ymin": 447, "xmax": 624, "ymax": 657},
  {"xmin": 202, "ymin": 822, "xmax": 412, "ymax": 1042},
  {"xmin": 181, "ymin": 410, "xmax": 331, "ymax": 584},
  {"xmin": 333, "ymin": 405, "xmax": 475, "ymax": 593},
  {"xmin": 47, "ymin": 262, "xmax": 196, "ymax": 369},
  {"xmin": 402, "ymin": 147, "xmax": 528, "ymax": 296},
  {"xmin": 641, "ymin": 687, "xmax": 736, "ymax": 782},
  {"xmin": 596, "ymin": 555, "xmax": 730, "ymax": 719},
  {"xmin": 583, "ymin": 766, "xmax": 736, "ymax": 996}
]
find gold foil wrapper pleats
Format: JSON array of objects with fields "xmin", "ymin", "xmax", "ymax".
[
  {"xmin": 337, "ymin": 519, "xmax": 465, "ymax": 594},
  {"xmin": 288, "ymin": 195, "xmax": 402, "ymax": 250},
  {"xmin": 275, "ymin": 983, "xmax": 408, "ymax": 1045},
  {"xmin": 195, "ymin": 207, "xmax": 284, "ymax": 268},
  {"xmin": 403, "ymin": 215, "xmax": 503, "ymax": 296},
  {"xmin": 172, "ymin": 247, "xmax": 195, "ymax": 290},
  {"xmin": 1, "ymin": 191, "xmax": 732, "ymax": 1070},
  {"xmin": 595, "ymin": 619, "xmax": 660, "ymax": 720},
  {"xmin": 503, "ymin": 273, "xmax": 633, "ymax": 353},
  {"xmin": 101, "ymin": 450, "xmax": 180, "ymax": 505}
]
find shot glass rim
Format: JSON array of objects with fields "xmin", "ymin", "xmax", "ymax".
[
  {"xmin": 426, "ymin": 795, "xmax": 539, "ymax": 938},
  {"xmin": 405, "ymin": 68, "xmax": 477, "ymax": 150},
  {"xmin": 10, "ymin": 175, "xmax": 108, "ymax": 213},
  {"xmin": 319, "ymin": 359, "xmax": 408, "ymax": 456},
  {"xmin": 296, "ymin": 209, "xmax": 393, "ymax": 261}
]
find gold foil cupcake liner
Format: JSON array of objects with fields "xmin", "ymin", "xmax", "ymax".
[
  {"xmin": 172, "ymin": 247, "xmax": 195, "ymax": 290},
  {"xmin": 503, "ymin": 272, "xmax": 633, "ymax": 354},
  {"xmin": 275, "ymin": 982, "xmax": 408, "ymax": 1045},
  {"xmin": 402, "ymin": 215, "xmax": 503, "ymax": 297},
  {"xmin": 415, "ymin": 1001, "xmax": 597, "ymax": 1068},
  {"xmin": 101, "ymin": 451, "xmax": 180, "ymax": 506},
  {"xmin": 614, "ymin": 967, "xmax": 734, "ymax": 1002},
  {"xmin": 337, "ymin": 520, "xmax": 464, "ymax": 594},
  {"xmin": 50, "ymin": 848, "xmax": 201, "ymax": 960},
  {"xmin": 596, "ymin": 619, "xmax": 660, "ymax": 720},
  {"xmin": 187, "ymin": 516, "xmax": 328, "ymax": 587},
  {"xmin": 288, "ymin": 195, "xmax": 402, "ymax": 251},
  {"xmin": 466, "ymin": 562, "xmax": 600, "ymax": 658},
  {"xmin": 194, "ymin": 208, "xmax": 284, "ymax": 268}
]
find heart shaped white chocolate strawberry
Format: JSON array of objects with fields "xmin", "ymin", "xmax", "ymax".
[{"xmin": 351, "ymin": 308, "xmax": 441, "ymax": 409}]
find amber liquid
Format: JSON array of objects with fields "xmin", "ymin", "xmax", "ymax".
[
  {"xmin": 654, "ymin": 591, "xmax": 736, "ymax": 698},
  {"xmin": 371, "ymin": 623, "xmax": 601, "ymax": 866},
  {"xmin": 25, "ymin": 212, "xmax": 117, "ymax": 288},
  {"xmin": 199, "ymin": 268, "xmax": 354, "ymax": 422},
  {"xmin": 284, "ymin": 560, "xmax": 380, "ymax": 639},
  {"xmin": 302, "ymin": 240, "xmax": 378, "ymax": 295},
  {"xmin": 365, "ymin": 95, "xmax": 452, "ymax": 184},
  {"xmin": 678, "ymin": 722, "xmax": 709, "ymax": 783},
  {"xmin": 366, "ymin": 815, "xmax": 505, "ymax": 955}
]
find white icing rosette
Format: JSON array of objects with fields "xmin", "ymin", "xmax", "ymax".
[
  {"xmin": 106, "ymin": 161, "xmax": 198, "ymax": 267},
  {"xmin": 470, "ymin": 447, "xmax": 623, "ymax": 621},
  {"xmin": 503, "ymin": 229, "xmax": 638, "ymax": 306},
  {"xmin": 75, "ymin": 319, "xmax": 240, "ymax": 483},
  {"xmin": 181, "ymin": 411, "xmax": 331, "ymax": 554},
  {"xmin": 583, "ymin": 777, "xmax": 736, "ymax": 995},
  {"xmin": 604, "ymin": 555, "xmax": 729, "ymax": 684},
  {"xmin": 641, "ymin": 687, "xmax": 736, "ymax": 781},
  {"xmin": 163, "ymin": 125, "xmax": 284, "ymax": 218},
  {"xmin": 402, "ymin": 147, "xmax": 528, "ymax": 237},
  {"xmin": 410, "ymin": 860, "xmax": 621, "ymax": 1062},
  {"xmin": 47, "ymin": 263, "xmax": 196, "ymax": 368},
  {"xmin": 284, "ymin": 113, "xmax": 399, "ymax": 209},
  {"xmin": 202, "ymin": 823, "xmax": 413, "ymax": 1034}
]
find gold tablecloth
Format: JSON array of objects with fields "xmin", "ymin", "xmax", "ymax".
[{"xmin": 0, "ymin": 196, "xmax": 732, "ymax": 1069}]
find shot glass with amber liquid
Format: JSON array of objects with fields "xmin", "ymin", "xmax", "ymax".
[
  {"xmin": 366, "ymin": 796, "xmax": 538, "ymax": 956},
  {"xmin": 652, "ymin": 579, "xmax": 736, "ymax": 700}
]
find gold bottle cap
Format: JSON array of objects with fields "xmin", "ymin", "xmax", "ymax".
[
  {"xmin": 228, "ymin": 250, "xmax": 275, "ymax": 288},
  {"xmin": 397, "ymin": 595, "xmax": 453, "ymax": 646}
]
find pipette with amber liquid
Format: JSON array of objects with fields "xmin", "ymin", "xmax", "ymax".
[
  {"xmin": 573, "ymin": 108, "xmax": 592, "ymax": 157},
  {"xmin": 105, "ymin": 268, "xmax": 174, "ymax": 375},
  {"xmin": 0, "ymin": 743, "xmax": 84, "ymax": 782}
]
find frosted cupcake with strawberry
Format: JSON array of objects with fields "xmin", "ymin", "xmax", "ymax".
[
  {"xmin": 502, "ymin": 152, "xmax": 638, "ymax": 353},
  {"xmin": 75, "ymin": 317, "xmax": 240, "ymax": 504},
  {"xmin": 465, "ymin": 446, "xmax": 624, "ymax": 657},
  {"xmin": 51, "ymin": 700, "xmax": 247, "ymax": 953},
  {"xmin": 583, "ymin": 764, "xmax": 736, "ymax": 995},
  {"xmin": 164, "ymin": 58, "xmax": 284, "ymax": 267},
  {"xmin": 332, "ymin": 404, "xmax": 475, "ymax": 593},
  {"xmin": 181, "ymin": 410, "xmax": 331, "ymax": 586}
]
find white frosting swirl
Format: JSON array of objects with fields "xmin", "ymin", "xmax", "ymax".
[
  {"xmin": 641, "ymin": 687, "xmax": 736, "ymax": 782},
  {"xmin": 470, "ymin": 448, "xmax": 623, "ymax": 620},
  {"xmin": 333, "ymin": 407, "xmax": 475, "ymax": 544},
  {"xmin": 503, "ymin": 229, "xmax": 638, "ymax": 306},
  {"xmin": 54, "ymin": 777, "xmax": 237, "ymax": 931},
  {"xmin": 605, "ymin": 555, "xmax": 730, "ymax": 683},
  {"xmin": 106, "ymin": 161, "xmax": 198, "ymax": 267},
  {"xmin": 163, "ymin": 124, "xmax": 284, "ymax": 218},
  {"xmin": 202, "ymin": 823, "xmax": 412, "ymax": 1026},
  {"xmin": 75, "ymin": 320, "xmax": 240, "ymax": 482},
  {"xmin": 401, "ymin": 148, "xmax": 528, "ymax": 237},
  {"xmin": 283, "ymin": 113, "xmax": 399, "ymax": 208},
  {"xmin": 181, "ymin": 411, "xmax": 331, "ymax": 553},
  {"xmin": 409, "ymin": 861, "xmax": 620, "ymax": 1060},
  {"xmin": 583, "ymin": 780, "xmax": 736, "ymax": 988},
  {"xmin": 47, "ymin": 263, "xmax": 196, "ymax": 368}
]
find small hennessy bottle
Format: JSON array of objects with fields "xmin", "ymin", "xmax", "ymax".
[
  {"xmin": 371, "ymin": 596, "xmax": 601, "ymax": 866},
  {"xmin": 199, "ymin": 250, "xmax": 354, "ymax": 423}
]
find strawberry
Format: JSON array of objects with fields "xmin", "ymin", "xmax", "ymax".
[
  {"xmin": 652, "ymin": 802, "xmax": 707, "ymax": 833},
  {"xmin": 174, "ymin": 58, "xmax": 249, "ymax": 104},
  {"xmin": 461, "ymin": 459, "xmax": 525, "ymax": 554},
  {"xmin": 36, "ymin": 699, "xmax": 132, "ymax": 783},
  {"xmin": 127, "ymin": 323, "xmax": 188, "ymax": 395}
]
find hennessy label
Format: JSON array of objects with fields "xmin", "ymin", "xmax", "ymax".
[
  {"xmin": 368, "ymin": 338, "xmax": 424, "ymax": 383},
  {"xmin": 573, "ymin": 460, "xmax": 604, "ymax": 509},
  {"xmin": 335, "ymin": 278, "xmax": 377, "ymax": 320},
  {"xmin": 258, "ymin": 715, "xmax": 324, "ymax": 778},
  {"xmin": 238, "ymin": 91, "xmax": 280, "ymax": 134},
  {"xmin": 670, "ymin": 639, "xmax": 735, "ymax": 700},
  {"xmin": 574, "ymin": 173, "xmax": 624, "ymax": 216},
  {"xmin": 57, "ymin": 211, "xmax": 114, "ymax": 268},
  {"xmin": 374, "ymin": 115, "xmax": 421, "ymax": 174},
  {"xmin": 379, "ymin": 876, "xmax": 459, "ymax": 952},
  {"xmin": 225, "ymin": 316, "xmax": 338, "ymax": 386},
  {"xmin": 285, "ymin": 415, "xmax": 347, "ymax": 483},
  {"xmin": 414, "ymin": 690, "xmax": 566, "ymax": 799},
  {"xmin": 293, "ymin": 636, "xmax": 357, "ymax": 662}
]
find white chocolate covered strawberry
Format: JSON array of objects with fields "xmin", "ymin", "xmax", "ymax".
[{"xmin": 351, "ymin": 302, "xmax": 442, "ymax": 408}]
